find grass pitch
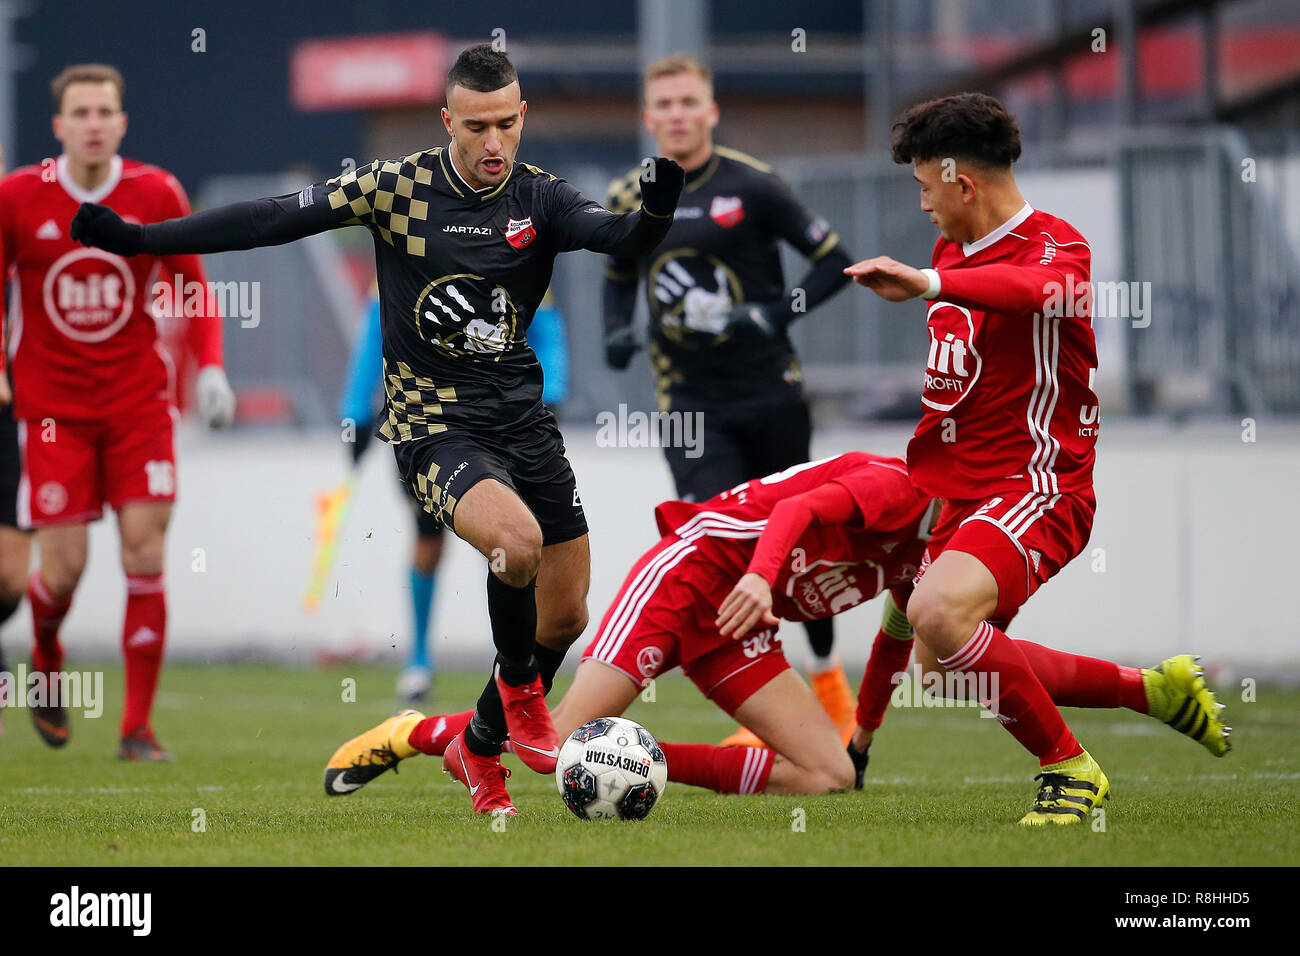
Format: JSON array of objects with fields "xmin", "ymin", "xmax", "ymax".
[{"xmin": 1, "ymin": 664, "xmax": 1296, "ymax": 866}]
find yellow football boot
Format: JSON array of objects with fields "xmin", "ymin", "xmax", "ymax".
[
  {"xmin": 1018, "ymin": 749, "xmax": 1110, "ymax": 826},
  {"xmin": 1143, "ymin": 654, "xmax": 1231, "ymax": 757},
  {"xmin": 324, "ymin": 709, "xmax": 423, "ymax": 796}
]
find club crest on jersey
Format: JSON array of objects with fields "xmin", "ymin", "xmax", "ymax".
[
  {"xmin": 504, "ymin": 216, "xmax": 536, "ymax": 250},
  {"xmin": 709, "ymin": 196, "xmax": 744, "ymax": 228}
]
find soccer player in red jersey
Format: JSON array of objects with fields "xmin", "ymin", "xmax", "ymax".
[
  {"xmin": 324, "ymin": 451, "xmax": 935, "ymax": 797},
  {"xmin": 843, "ymin": 92, "xmax": 1137, "ymax": 823},
  {"xmin": 324, "ymin": 448, "xmax": 1229, "ymax": 801},
  {"xmin": 0, "ymin": 64, "xmax": 235, "ymax": 759}
]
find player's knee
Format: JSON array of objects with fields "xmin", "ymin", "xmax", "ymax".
[
  {"xmin": 492, "ymin": 527, "xmax": 543, "ymax": 586},
  {"xmin": 539, "ymin": 602, "xmax": 588, "ymax": 648},
  {"xmin": 120, "ymin": 542, "xmax": 164, "ymax": 578},
  {"xmin": 826, "ymin": 752, "xmax": 856, "ymax": 792},
  {"xmin": 906, "ymin": 585, "xmax": 975, "ymax": 648},
  {"xmin": 41, "ymin": 562, "xmax": 84, "ymax": 599},
  {"xmin": 791, "ymin": 766, "xmax": 845, "ymax": 795}
]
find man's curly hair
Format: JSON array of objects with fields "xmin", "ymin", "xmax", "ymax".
[{"xmin": 891, "ymin": 92, "xmax": 1021, "ymax": 170}]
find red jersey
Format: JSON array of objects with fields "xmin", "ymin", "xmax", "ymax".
[
  {"xmin": 0, "ymin": 155, "xmax": 222, "ymax": 422},
  {"xmin": 654, "ymin": 451, "xmax": 936, "ymax": 621},
  {"xmin": 908, "ymin": 204, "xmax": 1098, "ymax": 498}
]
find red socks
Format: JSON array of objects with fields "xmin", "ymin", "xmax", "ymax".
[
  {"xmin": 413, "ymin": 720, "xmax": 776, "ymax": 795},
  {"xmin": 659, "ymin": 742, "xmax": 773, "ymax": 794},
  {"xmin": 409, "ymin": 710, "xmax": 473, "ymax": 756},
  {"xmin": 857, "ymin": 630, "xmax": 914, "ymax": 730},
  {"xmin": 939, "ymin": 622, "xmax": 1082, "ymax": 766},
  {"xmin": 1014, "ymin": 640, "xmax": 1147, "ymax": 713},
  {"xmin": 28, "ymin": 571, "xmax": 70, "ymax": 674},
  {"xmin": 121, "ymin": 574, "xmax": 166, "ymax": 736}
]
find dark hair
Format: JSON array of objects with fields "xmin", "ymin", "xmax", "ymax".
[
  {"xmin": 446, "ymin": 43, "xmax": 518, "ymax": 95},
  {"xmin": 891, "ymin": 92, "xmax": 1021, "ymax": 169}
]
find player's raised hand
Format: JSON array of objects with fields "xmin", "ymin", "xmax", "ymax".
[
  {"xmin": 70, "ymin": 202, "xmax": 144, "ymax": 257},
  {"xmin": 639, "ymin": 157, "xmax": 685, "ymax": 218},
  {"xmin": 844, "ymin": 256, "xmax": 929, "ymax": 301},
  {"xmin": 716, "ymin": 572, "xmax": 779, "ymax": 639}
]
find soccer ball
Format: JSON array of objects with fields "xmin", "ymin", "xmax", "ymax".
[{"xmin": 556, "ymin": 716, "xmax": 668, "ymax": 821}]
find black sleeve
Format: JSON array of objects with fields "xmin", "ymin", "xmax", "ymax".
[
  {"xmin": 757, "ymin": 172, "xmax": 852, "ymax": 321},
  {"xmin": 545, "ymin": 179, "xmax": 672, "ymax": 258},
  {"xmin": 601, "ymin": 173, "xmax": 642, "ymax": 335},
  {"xmin": 138, "ymin": 161, "xmax": 385, "ymax": 256},
  {"xmin": 602, "ymin": 270, "xmax": 639, "ymax": 338}
]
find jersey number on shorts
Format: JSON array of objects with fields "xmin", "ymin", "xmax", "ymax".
[
  {"xmin": 741, "ymin": 630, "xmax": 775, "ymax": 658},
  {"xmin": 145, "ymin": 460, "xmax": 175, "ymax": 497}
]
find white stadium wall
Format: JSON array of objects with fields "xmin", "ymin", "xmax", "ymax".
[{"xmin": 36, "ymin": 421, "xmax": 1300, "ymax": 682}]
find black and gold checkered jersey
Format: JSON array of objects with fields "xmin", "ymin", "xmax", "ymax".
[
  {"xmin": 603, "ymin": 147, "xmax": 842, "ymax": 408},
  {"xmin": 136, "ymin": 145, "xmax": 673, "ymax": 439}
]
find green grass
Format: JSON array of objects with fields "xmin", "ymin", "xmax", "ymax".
[{"xmin": 1, "ymin": 664, "xmax": 1297, "ymax": 866}]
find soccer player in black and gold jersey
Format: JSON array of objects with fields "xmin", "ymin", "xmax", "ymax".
[
  {"xmin": 602, "ymin": 54, "xmax": 856, "ymax": 747},
  {"xmin": 71, "ymin": 45, "xmax": 684, "ymax": 815}
]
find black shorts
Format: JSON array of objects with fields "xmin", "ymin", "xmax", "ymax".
[
  {"xmin": 662, "ymin": 396, "xmax": 813, "ymax": 502},
  {"xmin": 0, "ymin": 401, "xmax": 25, "ymax": 530},
  {"xmin": 392, "ymin": 411, "xmax": 587, "ymax": 547},
  {"xmin": 393, "ymin": 470, "xmax": 446, "ymax": 538}
]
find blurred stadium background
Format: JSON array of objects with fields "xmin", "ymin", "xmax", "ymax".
[{"xmin": 2, "ymin": 0, "xmax": 1297, "ymax": 679}]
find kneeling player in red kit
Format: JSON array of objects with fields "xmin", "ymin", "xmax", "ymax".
[
  {"xmin": 324, "ymin": 450, "xmax": 1229, "ymax": 807},
  {"xmin": 327, "ymin": 452, "xmax": 926, "ymax": 797}
]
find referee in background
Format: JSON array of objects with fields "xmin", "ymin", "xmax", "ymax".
[{"xmin": 602, "ymin": 54, "xmax": 857, "ymax": 747}]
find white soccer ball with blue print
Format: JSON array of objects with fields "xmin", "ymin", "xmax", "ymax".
[{"xmin": 556, "ymin": 716, "xmax": 668, "ymax": 821}]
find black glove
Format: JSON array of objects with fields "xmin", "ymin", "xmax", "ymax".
[
  {"xmin": 724, "ymin": 302, "xmax": 790, "ymax": 344},
  {"xmin": 848, "ymin": 741, "xmax": 870, "ymax": 790},
  {"xmin": 70, "ymin": 202, "xmax": 144, "ymax": 257},
  {"xmin": 603, "ymin": 326, "xmax": 640, "ymax": 371},
  {"xmin": 638, "ymin": 157, "xmax": 684, "ymax": 219}
]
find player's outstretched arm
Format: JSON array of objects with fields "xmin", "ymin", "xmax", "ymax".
[
  {"xmin": 843, "ymin": 256, "xmax": 934, "ymax": 301},
  {"xmin": 551, "ymin": 158, "xmax": 684, "ymax": 258},
  {"xmin": 71, "ymin": 165, "xmax": 385, "ymax": 258},
  {"xmin": 846, "ymin": 254, "xmax": 1091, "ymax": 316}
]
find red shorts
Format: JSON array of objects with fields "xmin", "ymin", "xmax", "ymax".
[
  {"xmin": 582, "ymin": 535, "xmax": 791, "ymax": 716},
  {"xmin": 20, "ymin": 403, "xmax": 178, "ymax": 527},
  {"xmin": 913, "ymin": 489, "xmax": 1095, "ymax": 622}
]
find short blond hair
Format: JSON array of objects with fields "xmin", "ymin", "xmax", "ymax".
[
  {"xmin": 51, "ymin": 64, "xmax": 124, "ymax": 112},
  {"xmin": 643, "ymin": 53, "xmax": 712, "ymax": 99}
]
